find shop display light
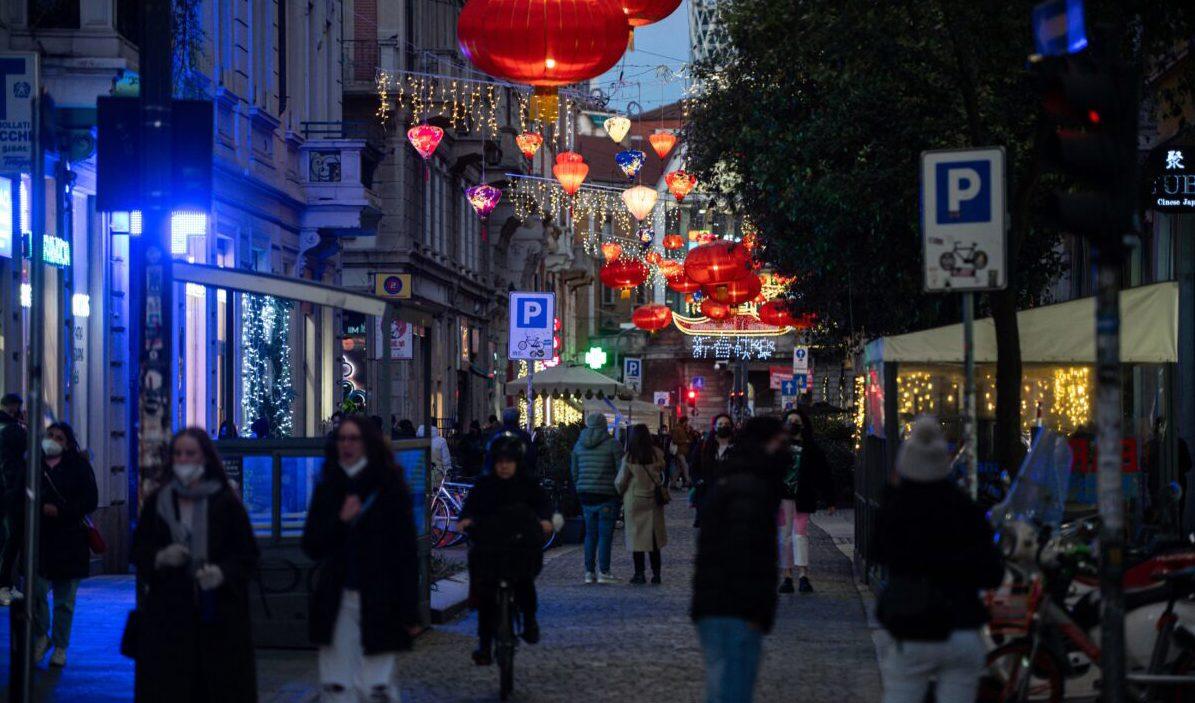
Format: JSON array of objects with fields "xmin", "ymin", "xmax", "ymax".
[{"xmin": 170, "ymin": 211, "xmax": 208, "ymax": 256}]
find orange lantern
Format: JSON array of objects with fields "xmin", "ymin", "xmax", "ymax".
[
  {"xmin": 553, "ymin": 151, "xmax": 589, "ymax": 195},
  {"xmin": 657, "ymin": 259, "xmax": 683, "ymax": 277},
  {"xmin": 600, "ymin": 258, "xmax": 649, "ymax": 298},
  {"xmin": 600, "ymin": 241, "xmax": 623, "ymax": 262},
  {"xmin": 685, "ymin": 241, "xmax": 752, "ymax": 285},
  {"xmin": 757, "ymin": 299, "xmax": 795, "ymax": 327},
  {"xmin": 644, "ymin": 249, "xmax": 663, "ymax": 266},
  {"xmin": 665, "ymin": 170, "xmax": 697, "ymax": 201},
  {"xmin": 705, "ymin": 274, "xmax": 762, "ymax": 305},
  {"xmin": 632, "ymin": 304, "xmax": 673, "ymax": 332},
  {"xmin": 700, "ymin": 299, "xmax": 733, "ymax": 320},
  {"xmin": 662, "ymin": 233, "xmax": 685, "ymax": 250},
  {"xmin": 516, "ymin": 132, "xmax": 543, "ymax": 159},
  {"xmin": 648, "ymin": 131, "xmax": 677, "ymax": 159}
]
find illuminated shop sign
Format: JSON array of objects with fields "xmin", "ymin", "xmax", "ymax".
[
  {"xmin": 21, "ymin": 233, "xmax": 71, "ymax": 267},
  {"xmin": 1152, "ymin": 147, "xmax": 1195, "ymax": 212}
]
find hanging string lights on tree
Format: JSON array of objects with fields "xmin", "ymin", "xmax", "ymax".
[
  {"xmin": 465, "ymin": 184, "xmax": 502, "ymax": 220},
  {"xmin": 615, "ymin": 148, "xmax": 647, "ymax": 179},
  {"xmin": 648, "ymin": 130, "xmax": 677, "ymax": 158},
  {"xmin": 516, "ymin": 131, "xmax": 543, "ymax": 159},
  {"xmin": 664, "ymin": 169, "xmax": 697, "ymax": 201},
  {"xmin": 604, "ymin": 115, "xmax": 632, "ymax": 143},
  {"xmin": 622, "ymin": 184, "xmax": 658, "ymax": 221}
]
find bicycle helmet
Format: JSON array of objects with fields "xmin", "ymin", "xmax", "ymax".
[{"xmin": 487, "ymin": 431, "xmax": 528, "ymax": 465}]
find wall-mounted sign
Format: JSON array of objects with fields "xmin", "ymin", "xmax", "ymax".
[
  {"xmin": 1151, "ymin": 147, "xmax": 1195, "ymax": 212},
  {"xmin": 0, "ymin": 176, "xmax": 12, "ymax": 259},
  {"xmin": 0, "ymin": 52, "xmax": 37, "ymax": 173},
  {"xmin": 390, "ymin": 319, "xmax": 414, "ymax": 360},
  {"xmin": 23, "ymin": 233, "xmax": 70, "ymax": 266},
  {"xmin": 375, "ymin": 272, "xmax": 412, "ymax": 299},
  {"xmin": 653, "ymin": 391, "xmax": 671, "ymax": 407}
]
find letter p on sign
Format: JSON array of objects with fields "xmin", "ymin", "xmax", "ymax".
[
  {"xmin": 521, "ymin": 301, "xmax": 542, "ymax": 326},
  {"xmin": 936, "ymin": 160, "xmax": 990, "ymax": 223}
]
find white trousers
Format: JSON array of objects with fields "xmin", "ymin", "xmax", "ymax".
[
  {"xmin": 878, "ymin": 629, "xmax": 986, "ymax": 703},
  {"xmin": 777, "ymin": 499, "xmax": 811, "ymax": 569},
  {"xmin": 319, "ymin": 590, "xmax": 401, "ymax": 702}
]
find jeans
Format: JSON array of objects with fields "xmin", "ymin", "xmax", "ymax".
[
  {"xmin": 696, "ymin": 616, "xmax": 763, "ymax": 703},
  {"xmin": 581, "ymin": 499, "xmax": 618, "ymax": 573},
  {"xmin": 32, "ymin": 577, "xmax": 80, "ymax": 649},
  {"xmin": 878, "ymin": 629, "xmax": 986, "ymax": 703}
]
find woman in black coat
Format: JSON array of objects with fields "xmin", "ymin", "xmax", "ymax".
[
  {"xmin": 33, "ymin": 421, "xmax": 98, "ymax": 667},
  {"xmin": 689, "ymin": 413, "xmax": 735, "ymax": 528},
  {"xmin": 131, "ymin": 427, "xmax": 260, "ymax": 702},
  {"xmin": 302, "ymin": 415, "xmax": 420, "ymax": 700},
  {"xmin": 778, "ymin": 408, "xmax": 836, "ymax": 594}
]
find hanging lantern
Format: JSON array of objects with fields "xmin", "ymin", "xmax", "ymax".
[
  {"xmin": 553, "ymin": 151, "xmax": 589, "ymax": 195},
  {"xmin": 465, "ymin": 184, "xmax": 502, "ymax": 220},
  {"xmin": 637, "ymin": 223, "xmax": 655, "ymax": 246},
  {"xmin": 662, "ymin": 233, "xmax": 685, "ymax": 250},
  {"xmin": 457, "ymin": 0, "xmax": 630, "ymax": 122},
  {"xmin": 644, "ymin": 249, "xmax": 663, "ymax": 266},
  {"xmin": 605, "ymin": 114, "xmax": 631, "ymax": 143},
  {"xmin": 632, "ymin": 304, "xmax": 673, "ymax": 332},
  {"xmin": 648, "ymin": 131, "xmax": 677, "ymax": 159},
  {"xmin": 792, "ymin": 312, "xmax": 818, "ymax": 330},
  {"xmin": 666, "ymin": 271, "xmax": 701, "ymax": 299},
  {"xmin": 407, "ymin": 124, "xmax": 443, "ymax": 160},
  {"xmin": 757, "ymin": 300, "xmax": 796, "ymax": 328},
  {"xmin": 665, "ymin": 169, "xmax": 697, "ymax": 202},
  {"xmin": 600, "ymin": 258, "xmax": 650, "ymax": 298},
  {"xmin": 623, "ymin": 0, "xmax": 682, "ymax": 47},
  {"xmin": 657, "ymin": 259, "xmax": 683, "ymax": 277},
  {"xmin": 615, "ymin": 149, "xmax": 647, "ymax": 179},
  {"xmin": 684, "ymin": 241, "xmax": 753, "ymax": 285},
  {"xmin": 515, "ymin": 132, "xmax": 543, "ymax": 159},
  {"xmin": 705, "ymin": 274, "xmax": 762, "ymax": 305},
  {"xmin": 622, "ymin": 184, "xmax": 658, "ymax": 221},
  {"xmin": 600, "ymin": 240, "xmax": 623, "ymax": 262},
  {"xmin": 700, "ymin": 299, "xmax": 733, "ymax": 321}
]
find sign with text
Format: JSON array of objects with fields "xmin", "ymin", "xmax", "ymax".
[
  {"xmin": 1151, "ymin": 146, "xmax": 1195, "ymax": 212},
  {"xmin": 921, "ymin": 147, "xmax": 1007, "ymax": 292},
  {"xmin": 769, "ymin": 365, "xmax": 793, "ymax": 390},
  {"xmin": 623, "ymin": 357, "xmax": 642, "ymax": 392},
  {"xmin": 0, "ymin": 52, "xmax": 36, "ymax": 173},
  {"xmin": 508, "ymin": 292, "xmax": 555, "ymax": 361},
  {"xmin": 389, "ymin": 319, "xmax": 413, "ymax": 360},
  {"xmin": 792, "ymin": 346, "xmax": 810, "ymax": 374}
]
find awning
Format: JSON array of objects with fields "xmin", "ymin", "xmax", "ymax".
[
  {"xmin": 175, "ymin": 262, "xmax": 407, "ymax": 320},
  {"xmin": 504, "ymin": 364, "xmax": 627, "ymax": 397},
  {"xmin": 582, "ymin": 398, "xmax": 668, "ymax": 432},
  {"xmin": 864, "ymin": 281, "xmax": 1178, "ymax": 365}
]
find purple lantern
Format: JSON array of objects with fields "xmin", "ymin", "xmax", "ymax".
[{"xmin": 465, "ymin": 184, "xmax": 502, "ymax": 220}]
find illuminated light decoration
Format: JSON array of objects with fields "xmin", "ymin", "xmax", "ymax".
[
  {"xmin": 689, "ymin": 335, "xmax": 777, "ymax": 360},
  {"xmin": 648, "ymin": 131, "xmax": 677, "ymax": 159},
  {"xmin": 600, "ymin": 240, "xmax": 623, "ymax": 262},
  {"xmin": 684, "ymin": 240, "xmax": 752, "ymax": 285},
  {"xmin": 19, "ymin": 283, "xmax": 31, "ymax": 308},
  {"xmin": 705, "ymin": 274, "xmax": 762, "ymax": 305},
  {"xmin": 41, "ymin": 235, "xmax": 72, "ymax": 267},
  {"xmin": 1053, "ymin": 366, "xmax": 1092, "ymax": 432},
  {"xmin": 584, "ymin": 346, "xmax": 608, "ymax": 369},
  {"xmin": 465, "ymin": 184, "xmax": 502, "ymax": 220},
  {"xmin": 632, "ymin": 304, "xmax": 673, "ymax": 332},
  {"xmin": 615, "ymin": 149, "xmax": 647, "ymax": 179},
  {"xmin": 185, "ymin": 282, "xmax": 207, "ymax": 299},
  {"xmin": 71, "ymin": 293, "xmax": 91, "ymax": 318},
  {"xmin": 662, "ymin": 233, "xmax": 685, "ymax": 250},
  {"xmin": 599, "ymin": 258, "xmax": 649, "ymax": 298},
  {"xmin": 664, "ymin": 169, "xmax": 697, "ymax": 202},
  {"xmin": 170, "ymin": 211, "xmax": 208, "ymax": 256},
  {"xmin": 741, "ymin": 230, "xmax": 760, "ymax": 252},
  {"xmin": 657, "ymin": 259, "xmax": 683, "ymax": 278},
  {"xmin": 791, "ymin": 312, "xmax": 818, "ymax": 330},
  {"xmin": 688, "ymin": 228, "xmax": 715, "ymax": 243},
  {"xmin": 621, "ymin": 185, "xmax": 658, "ymax": 221},
  {"xmin": 242, "ymin": 294, "xmax": 296, "ymax": 436},
  {"xmin": 637, "ymin": 224, "xmax": 654, "ymax": 246},
  {"xmin": 457, "ymin": 0, "xmax": 630, "ymax": 123},
  {"xmin": 406, "ymin": 124, "xmax": 444, "ymax": 161},
  {"xmin": 700, "ymin": 299, "xmax": 733, "ymax": 320},
  {"xmin": 756, "ymin": 299, "xmax": 795, "ymax": 328},
  {"xmin": 644, "ymin": 249, "xmax": 663, "ymax": 266},
  {"xmin": 515, "ymin": 132, "xmax": 544, "ymax": 159},
  {"xmin": 605, "ymin": 114, "xmax": 632, "ymax": 143},
  {"xmin": 552, "ymin": 151, "xmax": 589, "ymax": 196}
]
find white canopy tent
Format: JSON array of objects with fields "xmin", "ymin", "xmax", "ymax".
[
  {"xmin": 582, "ymin": 398, "xmax": 668, "ymax": 433},
  {"xmin": 504, "ymin": 364, "xmax": 628, "ymax": 398}
]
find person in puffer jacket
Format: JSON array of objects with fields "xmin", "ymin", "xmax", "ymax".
[{"xmin": 570, "ymin": 412, "xmax": 621, "ymax": 584}]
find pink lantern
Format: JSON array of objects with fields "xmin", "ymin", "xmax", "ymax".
[
  {"xmin": 465, "ymin": 184, "xmax": 502, "ymax": 220},
  {"xmin": 407, "ymin": 124, "xmax": 444, "ymax": 179}
]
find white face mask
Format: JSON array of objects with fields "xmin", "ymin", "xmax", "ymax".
[
  {"xmin": 173, "ymin": 462, "xmax": 205, "ymax": 485},
  {"xmin": 41, "ymin": 439, "xmax": 63, "ymax": 457},
  {"xmin": 342, "ymin": 456, "xmax": 368, "ymax": 478}
]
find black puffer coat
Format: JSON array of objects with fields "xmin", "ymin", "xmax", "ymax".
[
  {"xmin": 462, "ymin": 472, "xmax": 552, "ymax": 586},
  {"xmin": 39, "ymin": 453, "xmax": 98, "ymax": 580},
  {"xmin": 780, "ymin": 440, "xmax": 835, "ymax": 513},
  {"xmin": 301, "ymin": 461, "xmax": 420, "ymax": 654},
  {"xmin": 690, "ymin": 446, "xmax": 783, "ymax": 633}
]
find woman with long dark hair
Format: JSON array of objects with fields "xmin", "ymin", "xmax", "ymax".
[
  {"xmin": 689, "ymin": 413, "xmax": 735, "ymax": 528},
  {"xmin": 32, "ymin": 421, "xmax": 98, "ymax": 667},
  {"xmin": 778, "ymin": 408, "xmax": 836, "ymax": 594},
  {"xmin": 617, "ymin": 424, "xmax": 668, "ymax": 584},
  {"xmin": 302, "ymin": 415, "xmax": 420, "ymax": 701},
  {"xmin": 131, "ymin": 427, "xmax": 259, "ymax": 701}
]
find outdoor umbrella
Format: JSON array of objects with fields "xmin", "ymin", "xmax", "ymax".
[{"xmin": 504, "ymin": 364, "xmax": 628, "ymax": 399}]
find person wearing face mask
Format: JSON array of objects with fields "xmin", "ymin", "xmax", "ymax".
[
  {"xmin": 302, "ymin": 415, "xmax": 420, "ymax": 702},
  {"xmin": 691, "ymin": 416, "xmax": 788, "ymax": 703},
  {"xmin": 689, "ymin": 414, "xmax": 735, "ymax": 529},
  {"xmin": 29, "ymin": 422, "xmax": 97, "ymax": 667},
  {"xmin": 130, "ymin": 427, "xmax": 260, "ymax": 701},
  {"xmin": 778, "ymin": 408, "xmax": 835, "ymax": 594}
]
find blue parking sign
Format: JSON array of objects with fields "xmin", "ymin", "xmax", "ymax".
[
  {"xmin": 508, "ymin": 292, "xmax": 555, "ymax": 361},
  {"xmin": 921, "ymin": 147, "xmax": 1006, "ymax": 293},
  {"xmin": 935, "ymin": 160, "xmax": 990, "ymax": 224}
]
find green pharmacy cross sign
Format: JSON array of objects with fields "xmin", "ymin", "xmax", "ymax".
[{"xmin": 584, "ymin": 346, "xmax": 608, "ymax": 370}]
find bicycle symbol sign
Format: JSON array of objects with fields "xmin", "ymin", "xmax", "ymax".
[
  {"xmin": 509, "ymin": 292, "xmax": 555, "ymax": 361},
  {"xmin": 920, "ymin": 147, "xmax": 1007, "ymax": 293}
]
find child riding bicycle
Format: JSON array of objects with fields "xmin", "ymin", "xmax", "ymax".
[{"xmin": 457, "ymin": 431, "xmax": 555, "ymax": 665}]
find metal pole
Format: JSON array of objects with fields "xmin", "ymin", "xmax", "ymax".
[
  {"xmin": 526, "ymin": 365, "xmax": 534, "ymax": 434},
  {"xmin": 962, "ymin": 292, "xmax": 978, "ymax": 499},
  {"xmin": 1095, "ymin": 250, "xmax": 1125, "ymax": 703}
]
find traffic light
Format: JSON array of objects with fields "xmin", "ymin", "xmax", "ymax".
[{"xmin": 686, "ymin": 388, "xmax": 697, "ymax": 408}]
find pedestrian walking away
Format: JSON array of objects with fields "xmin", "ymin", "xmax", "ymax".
[
  {"xmin": 689, "ymin": 413, "xmax": 735, "ymax": 529},
  {"xmin": 778, "ymin": 408, "xmax": 835, "ymax": 594},
  {"xmin": 571, "ymin": 412, "xmax": 621, "ymax": 584},
  {"xmin": 872, "ymin": 417, "xmax": 1004, "ymax": 703},
  {"xmin": 691, "ymin": 416, "xmax": 788, "ymax": 703},
  {"xmin": 616, "ymin": 424, "xmax": 669, "ymax": 585},
  {"xmin": 0, "ymin": 392, "xmax": 27, "ymax": 606},
  {"xmin": 458, "ymin": 431, "xmax": 555, "ymax": 665},
  {"xmin": 130, "ymin": 427, "xmax": 260, "ymax": 702},
  {"xmin": 670, "ymin": 416, "xmax": 694, "ymax": 488},
  {"xmin": 31, "ymin": 422, "xmax": 99, "ymax": 667},
  {"xmin": 302, "ymin": 415, "xmax": 420, "ymax": 703}
]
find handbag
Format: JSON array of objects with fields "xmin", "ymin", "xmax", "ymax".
[
  {"xmin": 650, "ymin": 466, "xmax": 671, "ymax": 507},
  {"xmin": 876, "ymin": 572, "xmax": 953, "ymax": 642},
  {"xmin": 84, "ymin": 516, "xmax": 108, "ymax": 554}
]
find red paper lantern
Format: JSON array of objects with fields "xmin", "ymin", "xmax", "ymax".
[
  {"xmin": 700, "ymin": 299, "xmax": 733, "ymax": 320},
  {"xmin": 632, "ymin": 304, "xmax": 673, "ymax": 332},
  {"xmin": 622, "ymin": 0, "xmax": 682, "ymax": 47},
  {"xmin": 757, "ymin": 299, "xmax": 796, "ymax": 328},
  {"xmin": 458, "ymin": 0, "xmax": 630, "ymax": 121},
  {"xmin": 684, "ymin": 241, "xmax": 752, "ymax": 285},
  {"xmin": 644, "ymin": 249, "xmax": 663, "ymax": 266},
  {"xmin": 600, "ymin": 241, "xmax": 623, "ymax": 262},
  {"xmin": 662, "ymin": 233, "xmax": 685, "ymax": 250},
  {"xmin": 665, "ymin": 170, "xmax": 697, "ymax": 201},
  {"xmin": 792, "ymin": 312, "xmax": 818, "ymax": 330},
  {"xmin": 657, "ymin": 259, "xmax": 683, "ymax": 278},
  {"xmin": 600, "ymin": 258, "xmax": 649, "ymax": 298},
  {"xmin": 705, "ymin": 274, "xmax": 762, "ymax": 305},
  {"xmin": 666, "ymin": 271, "xmax": 701, "ymax": 296},
  {"xmin": 516, "ymin": 132, "xmax": 543, "ymax": 159},
  {"xmin": 648, "ymin": 131, "xmax": 677, "ymax": 159},
  {"xmin": 553, "ymin": 151, "xmax": 589, "ymax": 195}
]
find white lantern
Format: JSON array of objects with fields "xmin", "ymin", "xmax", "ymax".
[
  {"xmin": 605, "ymin": 115, "xmax": 631, "ymax": 143},
  {"xmin": 621, "ymin": 185, "xmax": 658, "ymax": 221}
]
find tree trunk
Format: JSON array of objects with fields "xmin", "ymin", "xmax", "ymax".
[{"xmin": 991, "ymin": 288, "xmax": 1025, "ymax": 475}]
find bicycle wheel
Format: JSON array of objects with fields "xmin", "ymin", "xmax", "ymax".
[
  {"xmin": 430, "ymin": 497, "xmax": 455, "ymax": 548},
  {"xmin": 495, "ymin": 587, "xmax": 515, "ymax": 700},
  {"xmin": 980, "ymin": 641, "xmax": 1065, "ymax": 703}
]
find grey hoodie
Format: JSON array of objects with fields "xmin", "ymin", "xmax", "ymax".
[{"xmin": 570, "ymin": 413, "xmax": 620, "ymax": 501}]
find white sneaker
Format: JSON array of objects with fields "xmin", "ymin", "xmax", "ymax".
[
  {"xmin": 597, "ymin": 572, "xmax": 617, "ymax": 584},
  {"xmin": 33, "ymin": 635, "xmax": 49, "ymax": 662},
  {"xmin": 0, "ymin": 587, "xmax": 12, "ymax": 606},
  {"xmin": 584, "ymin": 572, "xmax": 596, "ymax": 584},
  {"xmin": 49, "ymin": 647, "xmax": 67, "ymax": 667}
]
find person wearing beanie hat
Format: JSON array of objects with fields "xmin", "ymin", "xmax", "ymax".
[{"xmin": 872, "ymin": 416, "xmax": 1004, "ymax": 703}]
